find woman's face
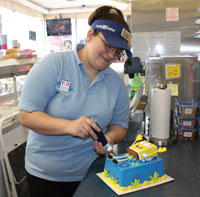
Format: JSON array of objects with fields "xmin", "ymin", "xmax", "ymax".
[{"xmin": 86, "ymin": 29, "xmax": 121, "ymax": 71}]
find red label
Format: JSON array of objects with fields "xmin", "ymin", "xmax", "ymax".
[{"xmin": 19, "ymin": 65, "xmax": 32, "ymax": 72}]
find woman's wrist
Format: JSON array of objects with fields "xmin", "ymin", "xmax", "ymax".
[{"xmin": 105, "ymin": 134, "xmax": 115, "ymax": 146}]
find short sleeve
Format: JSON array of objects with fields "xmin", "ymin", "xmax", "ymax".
[
  {"xmin": 110, "ymin": 79, "xmax": 130, "ymax": 128},
  {"xmin": 18, "ymin": 53, "xmax": 61, "ymax": 112}
]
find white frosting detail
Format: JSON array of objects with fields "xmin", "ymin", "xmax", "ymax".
[
  {"xmin": 116, "ymin": 156, "xmax": 133, "ymax": 162},
  {"xmin": 142, "ymin": 154, "xmax": 148, "ymax": 158}
]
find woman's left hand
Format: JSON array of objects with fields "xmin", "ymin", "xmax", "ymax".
[
  {"xmin": 93, "ymin": 133, "xmax": 115, "ymax": 154},
  {"xmin": 93, "ymin": 141, "xmax": 109, "ymax": 155}
]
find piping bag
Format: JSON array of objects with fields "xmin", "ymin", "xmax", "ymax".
[{"xmin": 92, "ymin": 121, "xmax": 116, "ymax": 155}]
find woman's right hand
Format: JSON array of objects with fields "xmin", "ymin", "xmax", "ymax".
[
  {"xmin": 20, "ymin": 110, "xmax": 100, "ymax": 138},
  {"xmin": 67, "ymin": 116, "xmax": 100, "ymax": 140}
]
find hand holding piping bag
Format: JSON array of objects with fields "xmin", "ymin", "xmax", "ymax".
[{"xmin": 92, "ymin": 120, "xmax": 116, "ymax": 155}]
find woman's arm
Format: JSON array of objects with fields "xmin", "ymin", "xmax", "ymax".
[
  {"xmin": 20, "ymin": 110, "xmax": 99, "ymax": 139},
  {"xmin": 105, "ymin": 124, "xmax": 127, "ymax": 145}
]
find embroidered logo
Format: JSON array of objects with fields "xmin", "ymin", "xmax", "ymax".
[
  {"xmin": 59, "ymin": 80, "xmax": 73, "ymax": 93},
  {"xmin": 96, "ymin": 24, "xmax": 116, "ymax": 32}
]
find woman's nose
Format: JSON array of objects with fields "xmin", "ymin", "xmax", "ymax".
[{"xmin": 107, "ymin": 50, "xmax": 116, "ymax": 59}]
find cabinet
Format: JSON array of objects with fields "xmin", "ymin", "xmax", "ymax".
[{"xmin": 0, "ymin": 58, "xmax": 36, "ymax": 196}]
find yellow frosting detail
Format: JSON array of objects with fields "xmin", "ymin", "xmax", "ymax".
[
  {"xmin": 102, "ymin": 172, "xmax": 167, "ymax": 191},
  {"xmin": 129, "ymin": 140, "xmax": 158, "ymax": 160}
]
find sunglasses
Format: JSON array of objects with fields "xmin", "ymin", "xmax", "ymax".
[{"xmin": 97, "ymin": 33, "xmax": 124, "ymax": 58}]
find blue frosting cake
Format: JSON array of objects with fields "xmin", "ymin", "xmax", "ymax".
[
  {"xmin": 102, "ymin": 137, "xmax": 167, "ymax": 191},
  {"xmin": 103, "ymin": 154, "xmax": 166, "ymax": 190}
]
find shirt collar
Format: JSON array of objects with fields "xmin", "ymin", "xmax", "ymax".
[{"xmin": 73, "ymin": 45, "xmax": 83, "ymax": 66}]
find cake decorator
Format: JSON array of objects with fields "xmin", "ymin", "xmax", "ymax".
[{"xmin": 18, "ymin": 5, "xmax": 132, "ymax": 197}]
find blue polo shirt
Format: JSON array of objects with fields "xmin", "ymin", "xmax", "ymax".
[{"xmin": 18, "ymin": 48, "xmax": 130, "ymax": 182}]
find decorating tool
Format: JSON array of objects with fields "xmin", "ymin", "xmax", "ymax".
[{"xmin": 92, "ymin": 122, "xmax": 116, "ymax": 155}]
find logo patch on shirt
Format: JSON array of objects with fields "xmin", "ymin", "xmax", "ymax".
[{"xmin": 60, "ymin": 80, "xmax": 71, "ymax": 92}]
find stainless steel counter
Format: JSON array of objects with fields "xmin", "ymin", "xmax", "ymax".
[{"xmin": 73, "ymin": 140, "xmax": 200, "ymax": 197}]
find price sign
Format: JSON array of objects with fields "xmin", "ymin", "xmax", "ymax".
[
  {"xmin": 165, "ymin": 63, "xmax": 181, "ymax": 79},
  {"xmin": 166, "ymin": 7, "xmax": 179, "ymax": 21}
]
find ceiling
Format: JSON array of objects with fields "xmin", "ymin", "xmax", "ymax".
[
  {"xmin": 0, "ymin": 0, "xmax": 199, "ymax": 54},
  {"xmin": 1, "ymin": 0, "xmax": 199, "ymax": 20},
  {"xmin": 7, "ymin": 0, "xmax": 132, "ymax": 19},
  {"xmin": 25, "ymin": 0, "xmax": 131, "ymax": 12}
]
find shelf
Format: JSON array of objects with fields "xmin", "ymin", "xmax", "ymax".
[{"xmin": 0, "ymin": 58, "xmax": 37, "ymax": 78}]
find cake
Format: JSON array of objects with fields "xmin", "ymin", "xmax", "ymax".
[{"xmin": 101, "ymin": 135, "xmax": 167, "ymax": 191}]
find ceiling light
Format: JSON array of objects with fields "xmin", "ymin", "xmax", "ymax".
[
  {"xmin": 181, "ymin": 45, "xmax": 200, "ymax": 52},
  {"xmin": 194, "ymin": 30, "xmax": 200, "ymax": 39},
  {"xmin": 196, "ymin": 19, "xmax": 200, "ymax": 24}
]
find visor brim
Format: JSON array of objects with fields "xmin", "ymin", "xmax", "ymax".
[{"xmin": 102, "ymin": 32, "xmax": 132, "ymax": 58}]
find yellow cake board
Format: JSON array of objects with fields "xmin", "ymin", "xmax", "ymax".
[{"xmin": 97, "ymin": 173, "xmax": 174, "ymax": 196}]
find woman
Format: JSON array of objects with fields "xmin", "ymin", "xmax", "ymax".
[{"xmin": 19, "ymin": 5, "xmax": 132, "ymax": 197}]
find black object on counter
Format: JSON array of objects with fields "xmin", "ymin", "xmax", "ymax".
[{"xmin": 124, "ymin": 57, "xmax": 145, "ymax": 78}]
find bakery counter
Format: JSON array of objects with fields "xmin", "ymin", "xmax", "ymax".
[{"xmin": 73, "ymin": 140, "xmax": 200, "ymax": 197}]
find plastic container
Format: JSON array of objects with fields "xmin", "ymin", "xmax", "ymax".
[
  {"xmin": 178, "ymin": 116, "xmax": 197, "ymax": 129},
  {"xmin": 0, "ymin": 35, "xmax": 7, "ymax": 49},
  {"xmin": 129, "ymin": 73, "xmax": 143, "ymax": 100},
  {"xmin": 178, "ymin": 101, "xmax": 199, "ymax": 117},
  {"xmin": 178, "ymin": 128, "xmax": 197, "ymax": 141}
]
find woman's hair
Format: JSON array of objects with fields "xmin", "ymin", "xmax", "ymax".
[{"xmin": 88, "ymin": 6, "xmax": 129, "ymax": 29}]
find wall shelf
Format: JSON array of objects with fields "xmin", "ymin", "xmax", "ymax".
[
  {"xmin": 0, "ymin": 58, "xmax": 37, "ymax": 104},
  {"xmin": 0, "ymin": 58, "xmax": 37, "ymax": 79}
]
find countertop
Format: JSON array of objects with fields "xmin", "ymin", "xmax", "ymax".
[{"xmin": 73, "ymin": 140, "xmax": 200, "ymax": 197}]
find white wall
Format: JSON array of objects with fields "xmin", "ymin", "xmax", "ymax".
[
  {"xmin": 0, "ymin": 6, "xmax": 91, "ymax": 57},
  {"xmin": 0, "ymin": 7, "xmax": 45, "ymax": 58},
  {"xmin": 76, "ymin": 18, "xmax": 90, "ymax": 44}
]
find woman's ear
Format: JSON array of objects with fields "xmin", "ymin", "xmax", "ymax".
[{"xmin": 86, "ymin": 28, "xmax": 95, "ymax": 43}]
